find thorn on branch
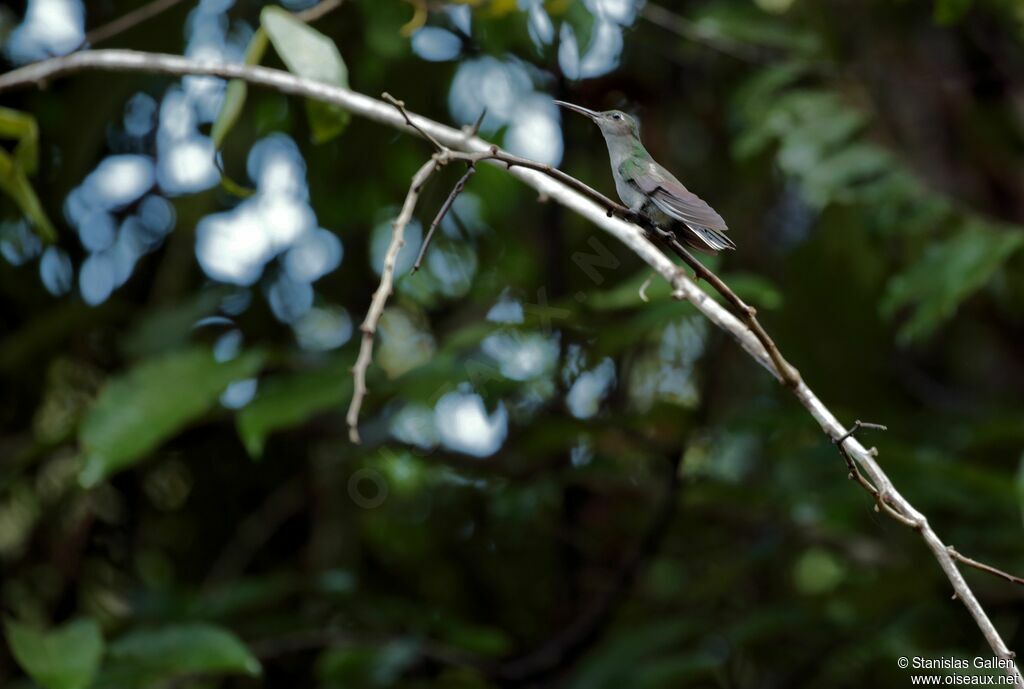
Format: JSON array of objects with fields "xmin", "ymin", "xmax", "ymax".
[{"xmin": 469, "ymin": 107, "xmax": 487, "ymax": 137}]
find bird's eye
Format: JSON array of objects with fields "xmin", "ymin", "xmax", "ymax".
[{"xmin": 612, "ymin": 113, "xmax": 622, "ymax": 120}]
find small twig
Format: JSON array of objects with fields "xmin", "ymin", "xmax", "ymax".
[
  {"xmin": 641, "ymin": 2, "xmax": 765, "ymax": 64},
  {"xmin": 646, "ymin": 226, "xmax": 801, "ymax": 387},
  {"xmin": 638, "ymin": 272, "xmax": 655, "ymax": 302},
  {"xmin": 832, "ymin": 420, "xmax": 920, "ymax": 527},
  {"xmin": 84, "ymin": 0, "xmax": 187, "ymax": 47},
  {"xmin": 346, "ymin": 158, "xmax": 440, "ymax": 443},
  {"xmin": 836, "ymin": 422, "xmax": 1024, "ymax": 592},
  {"xmin": 407, "ymin": 107, "xmax": 487, "ymax": 273},
  {"xmin": 835, "ymin": 419, "xmax": 888, "ymax": 447},
  {"xmin": 947, "ymin": 547, "xmax": 1024, "ymax": 588},
  {"xmin": 383, "ymin": 92, "xmax": 445, "ymax": 152},
  {"xmin": 294, "ymin": 0, "xmax": 344, "ymax": 23},
  {"xmin": 468, "ymin": 107, "xmax": 487, "ymax": 138},
  {"xmin": 412, "ymin": 164, "xmax": 476, "ymax": 274},
  {"xmin": 84, "ymin": 0, "xmax": 343, "ymax": 53}
]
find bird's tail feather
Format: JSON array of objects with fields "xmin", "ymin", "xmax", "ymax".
[{"xmin": 683, "ymin": 223, "xmax": 736, "ymax": 254}]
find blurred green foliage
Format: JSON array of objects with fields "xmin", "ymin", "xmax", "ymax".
[
  {"xmin": 5, "ymin": 619, "xmax": 102, "ymax": 689},
  {"xmin": 1, "ymin": 0, "xmax": 1024, "ymax": 688}
]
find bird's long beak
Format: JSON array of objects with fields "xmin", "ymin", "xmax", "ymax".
[{"xmin": 554, "ymin": 100, "xmax": 599, "ymax": 121}]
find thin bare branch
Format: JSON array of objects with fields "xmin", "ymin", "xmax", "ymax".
[
  {"xmin": 641, "ymin": 3, "xmax": 765, "ymax": 64},
  {"xmin": 412, "ymin": 164, "xmax": 476, "ymax": 274},
  {"xmin": 836, "ymin": 420, "xmax": 1024, "ymax": 586},
  {"xmin": 835, "ymin": 419, "xmax": 889, "ymax": 446},
  {"xmin": 346, "ymin": 157, "xmax": 440, "ymax": 443},
  {"xmin": 834, "ymin": 416, "xmax": 1024, "ymax": 595},
  {"xmin": 469, "ymin": 107, "xmax": 487, "ymax": 137},
  {"xmin": 294, "ymin": 0, "xmax": 344, "ymax": 23},
  {"xmin": 833, "ymin": 421, "xmax": 922, "ymax": 528},
  {"xmin": 383, "ymin": 91, "xmax": 445, "ymax": 152},
  {"xmin": 649, "ymin": 227, "xmax": 801, "ymax": 386},
  {"xmin": 948, "ymin": 547, "xmax": 1024, "ymax": 589},
  {"xmin": 0, "ymin": 52, "xmax": 1019, "ymax": 682},
  {"xmin": 84, "ymin": 0, "xmax": 188, "ymax": 47},
  {"xmin": 84, "ymin": 0, "xmax": 342, "ymax": 60}
]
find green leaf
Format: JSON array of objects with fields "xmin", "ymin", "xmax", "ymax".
[
  {"xmin": 567, "ymin": 620, "xmax": 697, "ymax": 689},
  {"xmin": 5, "ymin": 618, "xmax": 104, "ymax": 689},
  {"xmin": 218, "ymin": 170, "xmax": 256, "ymax": 198},
  {"xmin": 799, "ymin": 143, "xmax": 892, "ymax": 208},
  {"xmin": 882, "ymin": 223, "xmax": 1024, "ymax": 342},
  {"xmin": 732, "ymin": 60, "xmax": 812, "ymax": 129},
  {"xmin": 0, "ymin": 147, "xmax": 56, "ymax": 243},
  {"xmin": 106, "ymin": 624, "xmax": 260, "ymax": 682},
  {"xmin": 236, "ymin": 356, "xmax": 352, "ymax": 458},
  {"xmin": 261, "ymin": 6, "xmax": 351, "ymax": 143},
  {"xmin": 793, "ymin": 548, "xmax": 845, "ymax": 594},
  {"xmin": 0, "ymin": 107, "xmax": 53, "ymax": 242},
  {"xmin": 562, "ymin": 0, "xmax": 597, "ymax": 60},
  {"xmin": 722, "ymin": 272, "xmax": 784, "ymax": 310},
  {"xmin": 693, "ymin": 3, "xmax": 820, "ymax": 54},
  {"xmin": 0, "ymin": 106, "xmax": 40, "ymax": 174},
  {"xmin": 120, "ymin": 288, "xmax": 231, "ymax": 359},
  {"xmin": 586, "ymin": 260, "xmax": 780, "ymax": 314},
  {"xmin": 588, "ymin": 269, "xmax": 674, "ymax": 311},
  {"xmin": 934, "ymin": 0, "xmax": 972, "ymax": 25},
  {"xmin": 211, "ymin": 28, "xmax": 270, "ymax": 149},
  {"xmin": 735, "ymin": 88, "xmax": 865, "ymax": 167},
  {"xmin": 754, "ymin": 0, "xmax": 795, "ymax": 14},
  {"xmin": 79, "ymin": 347, "xmax": 265, "ymax": 486},
  {"xmin": 316, "ymin": 640, "xmax": 420, "ymax": 687}
]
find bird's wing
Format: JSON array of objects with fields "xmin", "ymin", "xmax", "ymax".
[{"xmin": 631, "ymin": 168, "xmax": 729, "ymax": 232}]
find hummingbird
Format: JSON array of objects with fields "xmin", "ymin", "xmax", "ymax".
[{"xmin": 555, "ymin": 101, "xmax": 735, "ymax": 254}]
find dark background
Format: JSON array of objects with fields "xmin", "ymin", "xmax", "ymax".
[{"xmin": 1, "ymin": 0, "xmax": 1023, "ymax": 687}]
